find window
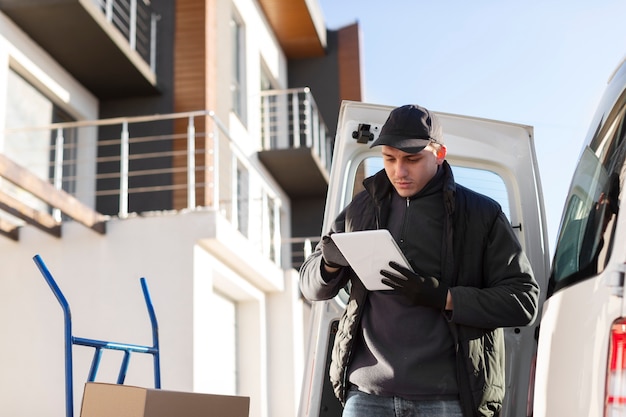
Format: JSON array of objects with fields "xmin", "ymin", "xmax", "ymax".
[
  {"xmin": 4, "ymin": 69, "xmax": 76, "ymax": 215},
  {"xmin": 265, "ymin": 192, "xmax": 279, "ymax": 263},
  {"xmin": 549, "ymin": 100, "xmax": 626, "ymax": 294},
  {"xmin": 260, "ymin": 64, "xmax": 279, "ymax": 149},
  {"xmin": 354, "ymin": 157, "xmax": 511, "ymax": 219},
  {"xmin": 50, "ymin": 107, "xmax": 78, "ymax": 196},
  {"xmin": 452, "ymin": 166, "xmax": 511, "ymax": 219},
  {"xmin": 230, "ymin": 14, "xmax": 246, "ymax": 123},
  {"xmin": 337, "ymin": 156, "xmax": 512, "ymax": 306},
  {"xmin": 260, "ymin": 64, "xmax": 273, "ymax": 91},
  {"xmin": 236, "ymin": 161, "xmax": 249, "ymax": 237},
  {"xmin": 338, "ymin": 156, "xmax": 515, "ymax": 303}
]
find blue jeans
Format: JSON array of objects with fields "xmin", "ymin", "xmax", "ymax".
[{"xmin": 343, "ymin": 389, "xmax": 464, "ymax": 417}]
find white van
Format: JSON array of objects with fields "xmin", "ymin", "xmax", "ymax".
[
  {"xmin": 299, "ymin": 55, "xmax": 626, "ymax": 417},
  {"xmin": 533, "ymin": 57, "xmax": 626, "ymax": 417},
  {"xmin": 298, "ymin": 101, "xmax": 551, "ymax": 417}
]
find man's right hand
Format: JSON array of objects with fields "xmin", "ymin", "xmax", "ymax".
[{"xmin": 320, "ymin": 233, "xmax": 349, "ymax": 268}]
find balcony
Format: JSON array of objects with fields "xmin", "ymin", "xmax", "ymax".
[
  {"xmin": 0, "ymin": 90, "xmax": 334, "ymax": 268},
  {"xmin": 0, "ymin": 0, "xmax": 158, "ymax": 98},
  {"xmin": 1, "ymin": 110, "xmax": 284, "ymax": 270},
  {"xmin": 258, "ymin": 87, "xmax": 332, "ymax": 200}
]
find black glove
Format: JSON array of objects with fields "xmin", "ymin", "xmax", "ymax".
[
  {"xmin": 380, "ymin": 261, "xmax": 449, "ymax": 310},
  {"xmin": 320, "ymin": 233, "xmax": 349, "ymax": 268}
]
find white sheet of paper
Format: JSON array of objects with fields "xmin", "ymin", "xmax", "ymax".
[{"xmin": 330, "ymin": 229, "xmax": 413, "ymax": 291}]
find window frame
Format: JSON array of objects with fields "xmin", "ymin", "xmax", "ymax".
[
  {"xmin": 549, "ymin": 101, "xmax": 626, "ymax": 295},
  {"xmin": 230, "ymin": 13, "xmax": 247, "ymax": 124}
]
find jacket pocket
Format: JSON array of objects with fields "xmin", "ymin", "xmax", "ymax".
[{"xmin": 459, "ymin": 327, "xmax": 505, "ymax": 415}]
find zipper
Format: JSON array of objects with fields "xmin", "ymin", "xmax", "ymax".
[{"xmin": 399, "ymin": 197, "xmax": 410, "ymax": 245}]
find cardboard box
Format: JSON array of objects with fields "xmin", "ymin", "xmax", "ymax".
[{"xmin": 80, "ymin": 382, "xmax": 250, "ymax": 417}]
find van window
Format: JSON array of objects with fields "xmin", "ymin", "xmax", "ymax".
[
  {"xmin": 353, "ymin": 157, "xmax": 511, "ymax": 219},
  {"xmin": 549, "ymin": 100, "xmax": 626, "ymax": 295},
  {"xmin": 337, "ymin": 157, "xmax": 511, "ymax": 307}
]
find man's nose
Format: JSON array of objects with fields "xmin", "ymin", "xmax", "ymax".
[{"xmin": 396, "ymin": 162, "xmax": 408, "ymax": 176}]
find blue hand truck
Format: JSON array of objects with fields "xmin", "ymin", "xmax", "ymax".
[{"xmin": 32, "ymin": 254, "xmax": 161, "ymax": 417}]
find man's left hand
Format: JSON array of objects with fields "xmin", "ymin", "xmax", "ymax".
[{"xmin": 381, "ymin": 262, "xmax": 449, "ymax": 310}]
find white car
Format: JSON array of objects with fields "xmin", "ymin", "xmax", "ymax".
[{"xmin": 298, "ymin": 100, "xmax": 550, "ymax": 417}]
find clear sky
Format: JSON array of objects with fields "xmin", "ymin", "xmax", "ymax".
[{"xmin": 319, "ymin": 0, "xmax": 626, "ymax": 252}]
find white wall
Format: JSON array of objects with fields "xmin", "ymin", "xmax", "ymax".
[
  {"xmin": 268, "ymin": 269, "xmax": 307, "ymax": 417},
  {"xmin": 0, "ymin": 210, "xmax": 305, "ymax": 417}
]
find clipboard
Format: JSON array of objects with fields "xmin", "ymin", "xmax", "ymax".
[{"xmin": 330, "ymin": 229, "xmax": 413, "ymax": 291}]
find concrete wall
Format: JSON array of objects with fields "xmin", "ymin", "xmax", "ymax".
[{"xmin": 0, "ymin": 211, "xmax": 305, "ymax": 417}]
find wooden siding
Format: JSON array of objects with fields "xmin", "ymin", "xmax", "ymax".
[
  {"xmin": 173, "ymin": 0, "xmax": 215, "ymax": 209},
  {"xmin": 258, "ymin": 0, "xmax": 325, "ymax": 58},
  {"xmin": 338, "ymin": 23, "xmax": 362, "ymax": 102}
]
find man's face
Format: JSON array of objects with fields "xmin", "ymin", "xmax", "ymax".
[{"xmin": 381, "ymin": 144, "xmax": 445, "ymax": 197}]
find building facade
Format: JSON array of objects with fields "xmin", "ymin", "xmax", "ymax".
[{"xmin": 0, "ymin": 1, "xmax": 362, "ymax": 416}]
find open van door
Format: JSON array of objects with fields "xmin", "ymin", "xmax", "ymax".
[{"xmin": 298, "ymin": 101, "xmax": 550, "ymax": 417}]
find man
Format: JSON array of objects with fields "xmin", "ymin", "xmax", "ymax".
[{"xmin": 299, "ymin": 104, "xmax": 539, "ymax": 417}]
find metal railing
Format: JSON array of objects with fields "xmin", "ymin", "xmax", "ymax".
[
  {"xmin": 2, "ymin": 110, "xmax": 282, "ymax": 266},
  {"xmin": 260, "ymin": 87, "xmax": 333, "ymax": 173},
  {"xmin": 93, "ymin": 0, "xmax": 159, "ymax": 71},
  {"xmin": 2, "ymin": 88, "xmax": 333, "ymax": 267},
  {"xmin": 285, "ymin": 236, "xmax": 321, "ymax": 270}
]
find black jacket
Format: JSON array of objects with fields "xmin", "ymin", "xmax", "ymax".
[{"xmin": 299, "ymin": 162, "xmax": 539, "ymax": 417}]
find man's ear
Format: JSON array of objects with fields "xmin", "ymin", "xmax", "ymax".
[{"xmin": 436, "ymin": 145, "xmax": 447, "ymax": 163}]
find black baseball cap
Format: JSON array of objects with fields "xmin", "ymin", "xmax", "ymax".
[{"xmin": 370, "ymin": 104, "xmax": 444, "ymax": 153}]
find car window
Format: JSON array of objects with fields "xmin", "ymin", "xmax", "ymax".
[{"xmin": 549, "ymin": 99, "xmax": 626, "ymax": 295}]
